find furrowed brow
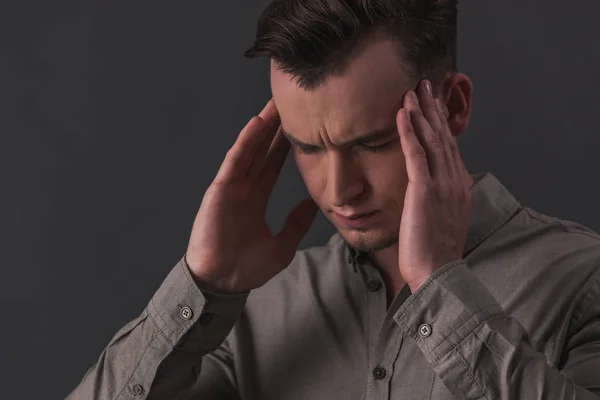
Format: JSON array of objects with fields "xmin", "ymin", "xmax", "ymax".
[{"xmin": 280, "ymin": 125, "xmax": 397, "ymax": 148}]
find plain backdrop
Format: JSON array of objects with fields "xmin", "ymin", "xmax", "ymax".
[{"xmin": 2, "ymin": 1, "xmax": 600, "ymax": 398}]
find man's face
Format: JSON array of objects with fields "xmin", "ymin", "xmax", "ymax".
[{"xmin": 271, "ymin": 35, "xmax": 415, "ymax": 253}]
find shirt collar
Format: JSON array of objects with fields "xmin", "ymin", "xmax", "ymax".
[{"xmin": 346, "ymin": 172, "xmax": 522, "ymax": 262}]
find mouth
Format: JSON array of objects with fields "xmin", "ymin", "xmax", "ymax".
[{"xmin": 333, "ymin": 211, "xmax": 379, "ymax": 228}]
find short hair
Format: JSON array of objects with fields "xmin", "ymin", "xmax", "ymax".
[{"xmin": 244, "ymin": 0, "xmax": 458, "ymax": 91}]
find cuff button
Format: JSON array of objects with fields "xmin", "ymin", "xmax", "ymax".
[
  {"xmin": 418, "ymin": 323, "xmax": 432, "ymax": 338},
  {"xmin": 180, "ymin": 306, "xmax": 193, "ymax": 321}
]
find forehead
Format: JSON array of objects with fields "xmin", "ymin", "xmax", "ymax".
[{"xmin": 270, "ymin": 35, "xmax": 414, "ymax": 139}]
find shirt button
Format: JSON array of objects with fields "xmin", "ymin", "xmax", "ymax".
[
  {"xmin": 418, "ymin": 323, "xmax": 432, "ymax": 338},
  {"xmin": 367, "ymin": 280, "xmax": 382, "ymax": 292},
  {"xmin": 198, "ymin": 312, "xmax": 213, "ymax": 325},
  {"xmin": 373, "ymin": 366, "xmax": 387, "ymax": 380},
  {"xmin": 180, "ymin": 306, "xmax": 193, "ymax": 321},
  {"xmin": 132, "ymin": 384, "xmax": 144, "ymax": 396}
]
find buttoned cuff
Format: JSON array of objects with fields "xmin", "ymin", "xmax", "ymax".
[
  {"xmin": 393, "ymin": 260, "xmax": 504, "ymax": 365},
  {"xmin": 146, "ymin": 254, "xmax": 249, "ymax": 353}
]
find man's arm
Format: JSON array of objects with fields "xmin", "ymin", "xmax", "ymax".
[
  {"xmin": 66, "ymin": 97, "xmax": 317, "ymax": 399},
  {"xmin": 394, "ymin": 260, "xmax": 600, "ymax": 400},
  {"xmin": 66, "ymin": 255, "xmax": 248, "ymax": 400}
]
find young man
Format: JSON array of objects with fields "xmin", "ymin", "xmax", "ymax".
[{"xmin": 68, "ymin": 1, "xmax": 600, "ymax": 399}]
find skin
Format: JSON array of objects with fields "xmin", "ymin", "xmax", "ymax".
[{"xmin": 270, "ymin": 33, "xmax": 474, "ymax": 305}]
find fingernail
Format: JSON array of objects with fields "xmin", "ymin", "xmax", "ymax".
[
  {"xmin": 410, "ymin": 91, "xmax": 419, "ymax": 104},
  {"xmin": 424, "ymin": 80, "xmax": 432, "ymax": 96}
]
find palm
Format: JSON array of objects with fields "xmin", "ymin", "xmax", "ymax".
[
  {"xmin": 398, "ymin": 184, "xmax": 435, "ymax": 285},
  {"xmin": 185, "ymin": 99, "xmax": 318, "ymax": 293},
  {"xmin": 189, "ymin": 181, "xmax": 287, "ymax": 290}
]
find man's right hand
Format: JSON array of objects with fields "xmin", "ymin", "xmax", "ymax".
[{"xmin": 185, "ymin": 99, "xmax": 319, "ymax": 294}]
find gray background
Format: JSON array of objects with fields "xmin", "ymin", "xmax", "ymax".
[{"xmin": 1, "ymin": 0, "xmax": 599, "ymax": 398}]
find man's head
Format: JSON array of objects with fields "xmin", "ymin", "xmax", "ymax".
[{"xmin": 245, "ymin": 0, "xmax": 472, "ymax": 253}]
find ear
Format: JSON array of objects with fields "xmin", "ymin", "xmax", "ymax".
[{"xmin": 440, "ymin": 73, "xmax": 473, "ymax": 137}]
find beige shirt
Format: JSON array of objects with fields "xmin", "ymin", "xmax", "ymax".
[{"xmin": 67, "ymin": 172, "xmax": 600, "ymax": 399}]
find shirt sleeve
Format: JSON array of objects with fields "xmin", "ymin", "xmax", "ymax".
[
  {"xmin": 66, "ymin": 255, "xmax": 249, "ymax": 400},
  {"xmin": 393, "ymin": 260, "xmax": 600, "ymax": 400}
]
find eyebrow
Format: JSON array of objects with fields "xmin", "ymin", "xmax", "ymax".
[{"xmin": 280, "ymin": 124, "xmax": 397, "ymax": 148}]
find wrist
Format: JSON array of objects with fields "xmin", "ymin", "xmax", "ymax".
[
  {"xmin": 184, "ymin": 253, "xmax": 239, "ymax": 295},
  {"xmin": 407, "ymin": 277, "xmax": 429, "ymax": 293}
]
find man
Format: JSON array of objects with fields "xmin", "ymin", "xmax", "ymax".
[{"xmin": 68, "ymin": 0, "xmax": 600, "ymax": 399}]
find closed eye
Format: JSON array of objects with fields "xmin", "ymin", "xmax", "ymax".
[
  {"xmin": 294, "ymin": 142, "xmax": 391, "ymax": 155},
  {"xmin": 356, "ymin": 143, "xmax": 388, "ymax": 153}
]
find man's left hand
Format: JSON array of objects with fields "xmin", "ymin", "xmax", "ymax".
[{"xmin": 396, "ymin": 79, "xmax": 471, "ymax": 293}]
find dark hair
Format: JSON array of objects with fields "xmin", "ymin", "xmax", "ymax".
[{"xmin": 244, "ymin": 0, "xmax": 458, "ymax": 91}]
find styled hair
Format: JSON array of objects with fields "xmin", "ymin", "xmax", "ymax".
[{"xmin": 244, "ymin": 0, "xmax": 458, "ymax": 91}]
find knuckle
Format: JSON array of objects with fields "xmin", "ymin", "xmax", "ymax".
[
  {"xmin": 212, "ymin": 176, "xmax": 226, "ymax": 186},
  {"xmin": 407, "ymin": 145, "xmax": 427, "ymax": 159},
  {"xmin": 422, "ymin": 180, "xmax": 436, "ymax": 191},
  {"xmin": 224, "ymin": 148, "xmax": 241, "ymax": 163},
  {"xmin": 227, "ymin": 149, "xmax": 249, "ymax": 167},
  {"xmin": 429, "ymin": 137, "xmax": 444, "ymax": 152},
  {"xmin": 446, "ymin": 137, "xmax": 458, "ymax": 153}
]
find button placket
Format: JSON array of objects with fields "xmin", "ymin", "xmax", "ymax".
[
  {"xmin": 132, "ymin": 384, "xmax": 144, "ymax": 396},
  {"xmin": 372, "ymin": 366, "xmax": 387, "ymax": 380},
  {"xmin": 367, "ymin": 280, "xmax": 382, "ymax": 292}
]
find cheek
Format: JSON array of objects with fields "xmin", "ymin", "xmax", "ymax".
[
  {"xmin": 364, "ymin": 152, "xmax": 409, "ymax": 201},
  {"xmin": 294, "ymin": 154, "xmax": 325, "ymax": 196}
]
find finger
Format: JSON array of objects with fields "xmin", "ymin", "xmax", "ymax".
[
  {"xmin": 257, "ymin": 125, "xmax": 291, "ymax": 194},
  {"xmin": 214, "ymin": 100, "xmax": 279, "ymax": 184},
  {"xmin": 404, "ymin": 89, "xmax": 445, "ymax": 180},
  {"xmin": 418, "ymin": 80, "xmax": 454, "ymax": 182},
  {"xmin": 275, "ymin": 197, "xmax": 320, "ymax": 263},
  {"xmin": 419, "ymin": 80, "xmax": 445, "ymax": 135},
  {"xmin": 214, "ymin": 116, "xmax": 265, "ymax": 183},
  {"xmin": 434, "ymin": 98, "xmax": 464, "ymax": 179},
  {"xmin": 248, "ymin": 100, "xmax": 282, "ymax": 180},
  {"xmin": 258, "ymin": 98, "xmax": 277, "ymax": 120},
  {"xmin": 397, "ymin": 107, "xmax": 432, "ymax": 183},
  {"xmin": 432, "ymin": 98, "xmax": 455, "ymax": 176}
]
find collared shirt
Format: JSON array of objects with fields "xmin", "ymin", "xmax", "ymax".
[{"xmin": 67, "ymin": 172, "xmax": 600, "ymax": 399}]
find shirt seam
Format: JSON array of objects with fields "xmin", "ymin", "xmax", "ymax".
[
  {"xmin": 525, "ymin": 208, "xmax": 600, "ymax": 241},
  {"xmin": 428, "ymin": 375, "xmax": 436, "ymax": 399},
  {"xmin": 427, "ymin": 306, "xmax": 504, "ymax": 363},
  {"xmin": 466, "ymin": 203, "xmax": 521, "ymax": 255},
  {"xmin": 572, "ymin": 271, "xmax": 600, "ymax": 328},
  {"xmin": 115, "ymin": 328, "xmax": 159, "ymax": 400},
  {"xmin": 451, "ymin": 347, "xmax": 490, "ymax": 400},
  {"xmin": 147, "ymin": 308, "xmax": 174, "ymax": 346},
  {"xmin": 148, "ymin": 298, "xmax": 184, "ymax": 345}
]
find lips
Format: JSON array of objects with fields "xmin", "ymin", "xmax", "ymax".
[
  {"xmin": 339, "ymin": 211, "xmax": 376, "ymax": 219},
  {"xmin": 333, "ymin": 210, "xmax": 379, "ymax": 228}
]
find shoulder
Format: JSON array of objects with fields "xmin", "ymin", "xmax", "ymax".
[
  {"xmin": 485, "ymin": 205, "xmax": 600, "ymax": 276},
  {"xmin": 522, "ymin": 206, "xmax": 600, "ymax": 307},
  {"xmin": 518, "ymin": 206, "xmax": 600, "ymax": 275},
  {"xmin": 473, "ymin": 203, "xmax": 600, "ymax": 301},
  {"xmin": 478, "ymin": 204, "xmax": 600, "ymax": 333}
]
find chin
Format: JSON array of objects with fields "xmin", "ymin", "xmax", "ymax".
[{"xmin": 338, "ymin": 226, "xmax": 399, "ymax": 253}]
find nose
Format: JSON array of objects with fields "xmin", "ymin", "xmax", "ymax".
[{"xmin": 326, "ymin": 152, "xmax": 364, "ymax": 207}]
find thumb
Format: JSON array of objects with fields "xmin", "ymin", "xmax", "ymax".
[{"xmin": 277, "ymin": 197, "xmax": 319, "ymax": 253}]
